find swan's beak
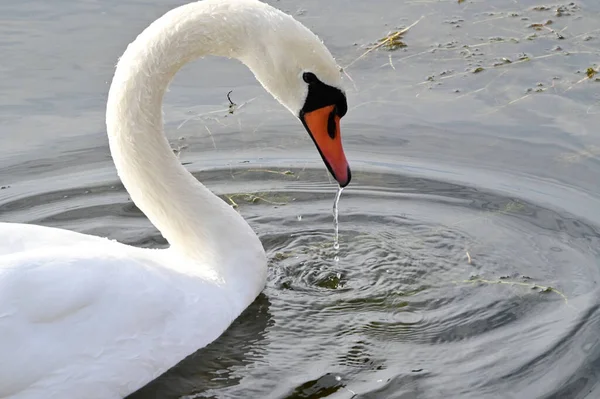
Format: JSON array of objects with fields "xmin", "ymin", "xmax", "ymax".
[{"xmin": 301, "ymin": 105, "xmax": 351, "ymax": 187}]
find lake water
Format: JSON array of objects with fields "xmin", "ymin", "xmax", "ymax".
[{"xmin": 1, "ymin": 0, "xmax": 600, "ymax": 398}]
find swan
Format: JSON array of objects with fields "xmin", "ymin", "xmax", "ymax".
[{"xmin": 0, "ymin": 0, "xmax": 351, "ymax": 397}]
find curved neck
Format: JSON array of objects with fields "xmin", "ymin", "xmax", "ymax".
[{"xmin": 105, "ymin": 1, "xmax": 265, "ymax": 284}]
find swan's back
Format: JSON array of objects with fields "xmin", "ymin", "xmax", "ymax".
[
  {"xmin": 0, "ymin": 222, "xmax": 110, "ymax": 255},
  {"xmin": 0, "ymin": 227, "xmax": 236, "ymax": 398}
]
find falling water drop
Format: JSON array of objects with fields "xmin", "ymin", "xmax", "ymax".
[{"xmin": 333, "ymin": 186, "xmax": 344, "ymax": 261}]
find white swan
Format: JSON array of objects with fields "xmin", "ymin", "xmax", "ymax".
[{"xmin": 0, "ymin": 1, "xmax": 351, "ymax": 398}]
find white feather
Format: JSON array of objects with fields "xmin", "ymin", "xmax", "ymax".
[{"xmin": 0, "ymin": 0, "xmax": 344, "ymax": 397}]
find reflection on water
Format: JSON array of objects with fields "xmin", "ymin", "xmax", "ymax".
[
  {"xmin": 2, "ymin": 0, "xmax": 600, "ymax": 398},
  {"xmin": 131, "ymin": 294, "xmax": 273, "ymax": 398}
]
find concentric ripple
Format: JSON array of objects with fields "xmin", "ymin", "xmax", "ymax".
[
  {"xmin": 142, "ymin": 167, "xmax": 600, "ymax": 399},
  {"xmin": 2, "ymin": 166, "xmax": 600, "ymax": 398}
]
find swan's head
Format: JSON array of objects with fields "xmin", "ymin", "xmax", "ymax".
[
  {"xmin": 241, "ymin": 12, "xmax": 351, "ymax": 187},
  {"xmin": 297, "ymin": 70, "xmax": 350, "ymax": 188}
]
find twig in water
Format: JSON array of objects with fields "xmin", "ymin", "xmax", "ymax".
[
  {"xmin": 246, "ymin": 169, "xmax": 295, "ymax": 176},
  {"xmin": 343, "ymin": 16, "xmax": 424, "ymax": 70},
  {"xmin": 450, "ymin": 70, "xmax": 508, "ymax": 101},
  {"xmin": 227, "ymin": 90, "xmax": 237, "ymax": 114},
  {"xmin": 225, "ymin": 194, "xmax": 238, "ymax": 208},
  {"xmin": 564, "ymin": 67, "xmax": 598, "ymax": 93},
  {"xmin": 457, "ymin": 278, "xmax": 569, "ymax": 304},
  {"xmin": 204, "ymin": 125, "xmax": 217, "ymax": 150},
  {"xmin": 340, "ymin": 68, "xmax": 358, "ymax": 91}
]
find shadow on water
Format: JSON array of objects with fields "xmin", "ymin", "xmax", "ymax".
[{"xmin": 128, "ymin": 294, "xmax": 273, "ymax": 399}]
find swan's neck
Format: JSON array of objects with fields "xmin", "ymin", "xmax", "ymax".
[{"xmin": 105, "ymin": 1, "xmax": 265, "ymax": 290}]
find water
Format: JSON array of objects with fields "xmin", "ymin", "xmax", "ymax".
[
  {"xmin": 333, "ymin": 186, "xmax": 343, "ymax": 261},
  {"xmin": 2, "ymin": 0, "xmax": 600, "ymax": 398}
]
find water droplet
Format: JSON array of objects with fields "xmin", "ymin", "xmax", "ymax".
[
  {"xmin": 332, "ymin": 186, "xmax": 344, "ymax": 259},
  {"xmin": 334, "ymin": 255, "xmax": 339, "ymax": 262}
]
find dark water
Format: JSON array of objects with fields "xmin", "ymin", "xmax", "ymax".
[{"xmin": 1, "ymin": 0, "xmax": 600, "ymax": 398}]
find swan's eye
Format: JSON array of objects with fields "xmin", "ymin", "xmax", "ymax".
[{"xmin": 303, "ymin": 72, "xmax": 317, "ymax": 84}]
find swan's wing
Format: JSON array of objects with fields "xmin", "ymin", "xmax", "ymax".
[{"xmin": 0, "ymin": 224, "xmax": 234, "ymax": 399}]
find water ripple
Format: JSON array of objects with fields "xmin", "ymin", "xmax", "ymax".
[{"xmin": 2, "ymin": 166, "xmax": 599, "ymax": 398}]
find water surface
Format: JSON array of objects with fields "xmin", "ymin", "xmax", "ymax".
[{"xmin": 1, "ymin": 0, "xmax": 600, "ymax": 398}]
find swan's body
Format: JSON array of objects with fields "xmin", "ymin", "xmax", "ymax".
[{"xmin": 0, "ymin": 0, "xmax": 350, "ymax": 398}]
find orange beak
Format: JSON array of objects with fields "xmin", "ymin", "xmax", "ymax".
[{"xmin": 301, "ymin": 105, "xmax": 351, "ymax": 187}]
